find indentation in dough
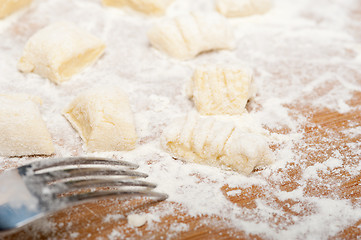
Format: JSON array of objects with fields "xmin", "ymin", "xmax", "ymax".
[
  {"xmin": 102, "ymin": 0, "xmax": 174, "ymax": 15},
  {"xmin": 18, "ymin": 21, "xmax": 106, "ymax": 84},
  {"xmin": 161, "ymin": 113, "xmax": 274, "ymax": 175},
  {"xmin": 148, "ymin": 13, "xmax": 234, "ymax": 60},
  {"xmin": 216, "ymin": 0, "xmax": 272, "ymax": 18},
  {"xmin": 188, "ymin": 65, "xmax": 255, "ymax": 115},
  {"xmin": 63, "ymin": 88, "xmax": 138, "ymax": 152},
  {"xmin": 0, "ymin": 0, "xmax": 32, "ymax": 19},
  {"xmin": 0, "ymin": 94, "xmax": 54, "ymax": 157}
]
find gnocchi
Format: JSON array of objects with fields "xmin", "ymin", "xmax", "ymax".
[
  {"xmin": 63, "ymin": 88, "xmax": 138, "ymax": 152},
  {"xmin": 0, "ymin": 0, "xmax": 32, "ymax": 18},
  {"xmin": 216, "ymin": 0, "xmax": 272, "ymax": 18},
  {"xmin": 102, "ymin": 0, "xmax": 174, "ymax": 15},
  {"xmin": 18, "ymin": 21, "xmax": 106, "ymax": 84},
  {"xmin": 161, "ymin": 113, "xmax": 274, "ymax": 175},
  {"xmin": 148, "ymin": 13, "xmax": 234, "ymax": 60},
  {"xmin": 188, "ymin": 65, "xmax": 255, "ymax": 115},
  {"xmin": 0, "ymin": 94, "xmax": 54, "ymax": 157}
]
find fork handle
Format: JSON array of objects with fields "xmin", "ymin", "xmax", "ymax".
[{"xmin": 0, "ymin": 204, "xmax": 42, "ymax": 231}]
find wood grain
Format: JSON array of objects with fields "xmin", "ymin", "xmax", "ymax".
[{"xmin": 2, "ymin": 92, "xmax": 360, "ymax": 240}]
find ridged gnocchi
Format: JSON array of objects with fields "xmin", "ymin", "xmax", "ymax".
[
  {"xmin": 188, "ymin": 65, "xmax": 256, "ymax": 115},
  {"xmin": 102, "ymin": 0, "xmax": 174, "ymax": 15},
  {"xmin": 216, "ymin": 0, "xmax": 272, "ymax": 18},
  {"xmin": 148, "ymin": 13, "xmax": 234, "ymax": 60},
  {"xmin": 161, "ymin": 113, "xmax": 274, "ymax": 175}
]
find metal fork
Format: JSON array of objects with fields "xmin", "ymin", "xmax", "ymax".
[{"xmin": 0, "ymin": 157, "xmax": 167, "ymax": 233}]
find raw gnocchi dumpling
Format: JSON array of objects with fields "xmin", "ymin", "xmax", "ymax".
[
  {"xmin": 0, "ymin": 94, "xmax": 54, "ymax": 157},
  {"xmin": 0, "ymin": 0, "xmax": 32, "ymax": 18},
  {"xmin": 18, "ymin": 21, "xmax": 106, "ymax": 84},
  {"xmin": 63, "ymin": 88, "xmax": 137, "ymax": 152},
  {"xmin": 148, "ymin": 13, "xmax": 234, "ymax": 60},
  {"xmin": 188, "ymin": 65, "xmax": 255, "ymax": 115},
  {"xmin": 161, "ymin": 113, "xmax": 274, "ymax": 175},
  {"xmin": 216, "ymin": 0, "xmax": 272, "ymax": 18},
  {"xmin": 102, "ymin": 0, "xmax": 174, "ymax": 15}
]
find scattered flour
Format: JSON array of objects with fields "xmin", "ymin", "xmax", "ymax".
[
  {"xmin": 0, "ymin": 0, "xmax": 360, "ymax": 239},
  {"xmin": 324, "ymin": 157, "xmax": 343, "ymax": 169}
]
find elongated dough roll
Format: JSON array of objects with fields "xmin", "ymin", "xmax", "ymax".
[
  {"xmin": 188, "ymin": 65, "xmax": 256, "ymax": 115},
  {"xmin": 148, "ymin": 13, "xmax": 234, "ymax": 60},
  {"xmin": 18, "ymin": 22, "xmax": 106, "ymax": 84},
  {"xmin": 0, "ymin": 94, "xmax": 54, "ymax": 157},
  {"xmin": 63, "ymin": 88, "xmax": 137, "ymax": 152},
  {"xmin": 161, "ymin": 113, "xmax": 274, "ymax": 175}
]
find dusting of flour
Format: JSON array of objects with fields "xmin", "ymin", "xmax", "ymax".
[{"xmin": 0, "ymin": 0, "xmax": 361, "ymax": 239}]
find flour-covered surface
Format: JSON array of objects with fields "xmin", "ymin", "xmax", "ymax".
[{"xmin": 0, "ymin": 0, "xmax": 361, "ymax": 239}]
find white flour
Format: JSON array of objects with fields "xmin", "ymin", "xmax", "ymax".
[{"xmin": 0, "ymin": 0, "xmax": 360, "ymax": 239}]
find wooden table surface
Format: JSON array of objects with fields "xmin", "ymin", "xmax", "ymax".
[
  {"xmin": 1, "ymin": 1, "xmax": 361, "ymax": 239},
  {"xmin": 2, "ymin": 92, "xmax": 360, "ymax": 240}
]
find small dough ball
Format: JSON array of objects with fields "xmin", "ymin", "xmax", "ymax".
[
  {"xmin": 161, "ymin": 113, "xmax": 274, "ymax": 175},
  {"xmin": 63, "ymin": 87, "xmax": 138, "ymax": 152},
  {"xmin": 127, "ymin": 214, "xmax": 147, "ymax": 227},
  {"xmin": 102, "ymin": 0, "xmax": 174, "ymax": 15},
  {"xmin": 148, "ymin": 13, "xmax": 234, "ymax": 60},
  {"xmin": 18, "ymin": 21, "xmax": 106, "ymax": 84},
  {"xmin": 0, "ymin": 0, "xmax": 32, "ymax": 19},
  {"xmin": 0, "ymin": 94, "xmax": 54, "ymax": 157},
  {"xmin": 188, "ymin": 65, "xmax": 255, "ymax": 115},
  {"xmin": 216, "ymin": 0, "xmax": 272, "ymax": 18}
]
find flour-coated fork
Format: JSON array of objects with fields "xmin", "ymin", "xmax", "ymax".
[{"xmin": 0, "ymin": 157, "xmax": 167, "ymax": 233}]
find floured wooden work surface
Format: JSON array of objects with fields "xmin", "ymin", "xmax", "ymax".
[{"xmin": 0, "ymin": 0, "xmax": 360, "ymax": 239}]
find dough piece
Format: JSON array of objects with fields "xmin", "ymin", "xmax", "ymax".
[
  {"xmin": 188, "ymin": 65, "xmax": 255, "ymax": 115},
  {"xmin": 0, "ymin": 94, "xmax": 54, "ymax": 157},
  {"xmin": 216, "ymin": 0, "xmax": 272, "ymax": 18},
  {"xmin": 0, "ymin": 0, "xmax": 32, "ymax": 19},
  {"xmin": 18, "ymin": 21, "xmax": 106, "ymax": 84},
  {"xmin": 161, "ymin": 113, "xmax": 274, "ymax": 175},
  {"xmin": 102, "ymin": 0, "xmax": 174, "ymax": 15},
  {"xmin": 63, "ymin": 88, "xmax": 137, "ymax": 152},
  {"xmin": 148, "ymin": 13, "xmax": 234, "ymax": 60}
]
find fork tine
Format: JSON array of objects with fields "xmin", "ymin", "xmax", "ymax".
[
  {"xmin": 0, "ymin": 157, "xmax": 168, "ymax": 233},
  {"xmin": 62, "ymin": 179, "xmax": 157, "ymax": 189},
  {"xmin": 38, "ymin": 168, "xmax": 149, "ymax": 183},
  {"xmin": 49, "ymin": 179, "xmax": 157, "ymax": 196},
  {"xmin": 32, "ymin": 157, "xmax": 139, "ymax": 174},
  {"xmin": 63, "ymin": 189, "xmax": 169, "ymax": 204}
]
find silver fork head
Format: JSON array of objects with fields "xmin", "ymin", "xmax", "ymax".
[{"xmin": 0, "ymin": 157, "xmax": 167, "ymax": 233}]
